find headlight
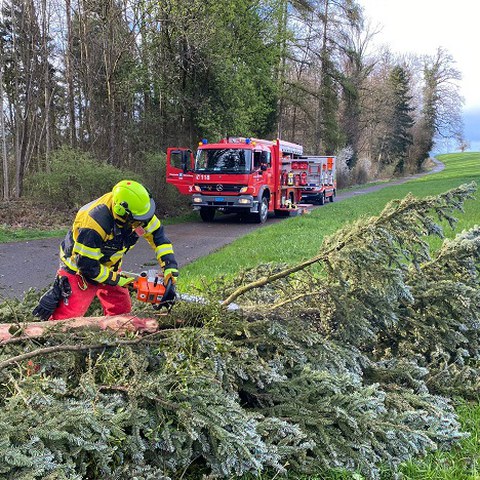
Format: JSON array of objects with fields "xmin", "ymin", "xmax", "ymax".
[
  {"xmin": 193, "ymin": 197, "xmax": 203, "ymax": 203},
  {"xmin": 239, "ymin": 198, "xmax": 251, "ymax": 205},
  {"xmin": 239, "ymin": 186, "xmax": 248, "ymax": 193},
  {"xmin": 194, "ymin": 185, "xmax": 202, "ymax": 192}
]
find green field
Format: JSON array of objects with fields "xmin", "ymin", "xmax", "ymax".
[{"xmin": 179, "ymin": 152, "xmax": 480, "ymax": 480}]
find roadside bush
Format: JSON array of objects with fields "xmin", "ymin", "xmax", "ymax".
[
  {"xmin": 351, "ymin": 156, "xmax": 372, "ymax": 184},
  {"xmin": 25, "ymin": 147, "xmax": 139, "ymax": 209}
]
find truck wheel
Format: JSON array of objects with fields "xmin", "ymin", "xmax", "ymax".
[
  {"xmin": 318, "ymin": 193, "xmax": 325, "ymax": 205},
  {"xmin": 329, "ymin": 192, "xmax": 334, "ymax": 203},
  {"xmin": 199, "ymin": 207, "xmax": 215, "ymax": 222},
  {"xmin": 251, "ymin": 196, "xmax": 269, "ymax": 223}
]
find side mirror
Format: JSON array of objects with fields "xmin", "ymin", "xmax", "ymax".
[{"xmin": 260, "ymin": 164, "xmax": 267, "ymax": 172}]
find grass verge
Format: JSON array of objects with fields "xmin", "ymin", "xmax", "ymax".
[{"xmin": 0, "ymin": 226, "xmax": 68, "ymax": 243}]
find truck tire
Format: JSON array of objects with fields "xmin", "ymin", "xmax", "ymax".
[
  {"xmin": 318, "ymin": 193, "xmax": 325, "ymax": 205},
  {"xmin": 199, "ymin": 207, "xmax": 215, "ymax": 222},
  {"xmin": 329, "ymin": 192, "xmax": 334, "ymax": 203},
  {"xmin": 250, "ymin": 196, "xmax": 269, "ymax": 224}
]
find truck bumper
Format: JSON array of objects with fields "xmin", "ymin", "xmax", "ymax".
[{"xmin": 192, "ymin": 194, "xmax": 259, "ymax": 212}]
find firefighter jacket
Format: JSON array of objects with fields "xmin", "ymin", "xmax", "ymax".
[{"xmin": 59, "ymin": 192, "xmax": 177, "ymax": 285}]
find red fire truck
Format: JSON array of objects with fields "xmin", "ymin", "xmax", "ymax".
[{"xmin": 166, "ymin": 137, "xmax": 336, "ymax": 223}]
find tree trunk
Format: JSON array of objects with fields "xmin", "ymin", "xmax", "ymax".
[
  {"xmin": 0, "ymin": 315, "xmax": 160, "ymax": 343},
  {"xmin": 65, "ymin": 0, "xmax": 77, "ymax": 147},
  {"xmin": 0, "ymin": 49, "xmax": 9, "ymax": 200},
  {"xmin": 40, "ymin": 0, "xmax": 52, "ymax": 171}
]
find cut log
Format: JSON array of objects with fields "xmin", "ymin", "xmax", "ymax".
[{"xmin": 0, "ymin": 315, "xmax": 159, "ymax": 343}]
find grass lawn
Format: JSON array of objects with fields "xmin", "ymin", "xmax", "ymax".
[{"xmin": 179, "ymin": 151, "xmax": 480, "ymax": 480}]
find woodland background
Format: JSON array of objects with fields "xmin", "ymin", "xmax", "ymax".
[{"xmin": 0, "ymin": 0, "xmax": 465, "ymax": 206}]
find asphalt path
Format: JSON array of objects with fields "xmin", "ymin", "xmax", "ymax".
[{"xmin": 0, "ymin": 160, "xmax": 444, "ymax": 300}]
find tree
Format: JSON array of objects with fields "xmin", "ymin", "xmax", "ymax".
[
  {"xmin": 1, "ymin": 0, "xmax": 57, "ymax": 197},
  {"xmin": 278, "ymin": 0, "xmax": 364, "ymax": 154},
  {"xmin": 387, "ymin": 65, "xmax": 414, "ymax": 174},
  {"xmin": 0, "ymin": 32, "xmax": 9, "ymax": 200},
  {"xmin": 367, "ymin": 61, "xmax": 414, "ymax": 174},
  {"xmin": 338, "ymin": 18, "xmax": 377, "ymax": 168},
  {"xmin": 414, "ymin": 47, "xmax": 463, "ymax": 168}
]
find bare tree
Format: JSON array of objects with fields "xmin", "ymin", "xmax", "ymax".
[
  {"xmin": 423, "ymin": 47, "xmax": 464, "ymax": 142},
  {"xmin": 0, "ymin": 47, "xmax": 9, "ymax": 200},
  {"xmin": 337, "ymin": 19, "xmax": 377, "ymax": 167}
]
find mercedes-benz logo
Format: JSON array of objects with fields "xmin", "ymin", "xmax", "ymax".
[{"xmin": 216, "ymin": 184, "xmax": 224, "ymax": 191}]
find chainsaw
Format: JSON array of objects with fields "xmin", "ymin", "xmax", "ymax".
[
  {"xmin": 123, "ymin": 269, "xmax": 241, "ymax": 312},
  {"xmin": 123, "ymin": 270, "xmax": 176, "ymax": 310}
]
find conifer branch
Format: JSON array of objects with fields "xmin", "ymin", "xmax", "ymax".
[
  {"xmin": 222, "ymin": 182, "xmax": 476, "ymax": 306},
  {"xmin": 242, "ymin": 289, "xmax": 329, "ymax": 312},
  {"xmin": 0, "ymin": 330, "xmax": 175, "ymax": 370}
]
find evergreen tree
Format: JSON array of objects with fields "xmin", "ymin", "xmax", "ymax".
[{"xmin": 380, "ymin": 65, "xmax": 414, "ymax": 174}]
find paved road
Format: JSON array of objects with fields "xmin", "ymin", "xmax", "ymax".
[{"xmin": 0, "ymin": 161, "xmax": 444, "ymax": 300}]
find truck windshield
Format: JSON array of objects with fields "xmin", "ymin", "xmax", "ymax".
[{"xmin": 195, "ymin": 149, "xmax": 252, "ymax": 173}]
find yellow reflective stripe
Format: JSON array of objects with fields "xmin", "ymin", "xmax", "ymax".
[
  {"xmin": 73, "ymin": 242, "xmax": 103, "ymax": 260},
  {"xmin": 60, "ymin": 246, "xmax": 79, "ymax": 271},
  {"xmin": 144, "ymin": 216, "xmax": 161, "ymax": 234},
  {"xmin": 155, "ymin": 244, "xmax": 174, "ymax": 259},
  {"xmin": 92, "ymin": 264, "xmax": 110, "ymax": 283},
  {"xmin": 63, "ymin": 257, "xmax": 78, "ymax": 271},
  {"xmin": 109, "ymin": 250, "xmax": 126, "ymax": 263}
]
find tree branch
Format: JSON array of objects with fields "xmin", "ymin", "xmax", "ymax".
[{"xmin": 0, "ymin": 329, "xmax": 175, "ymax": 371}]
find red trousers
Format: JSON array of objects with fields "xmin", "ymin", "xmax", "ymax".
[{"xmin": 50, "ymin": 269, "xmax": 131, "ymax": 320}]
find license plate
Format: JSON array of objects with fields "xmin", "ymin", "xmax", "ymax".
[{"xmin": 215, "ymin": 197, "xmax": 225, "ymax": 202}]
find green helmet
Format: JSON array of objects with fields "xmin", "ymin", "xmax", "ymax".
[{"xmin": 112, "ymin": 180, "xmax": 155, "ymax": 221}]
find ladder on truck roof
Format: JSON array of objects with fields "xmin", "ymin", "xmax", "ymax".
[{"xmin": 227, "ymin": 137, "xmax": 303, "ymax": 156}]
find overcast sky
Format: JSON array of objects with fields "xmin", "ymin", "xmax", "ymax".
[{"xmin": 359, "ymin": 0, "xmax": 480, "ymax": 150}]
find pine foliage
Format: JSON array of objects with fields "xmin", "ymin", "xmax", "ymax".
[{"xmin": 0, "ymin": 182, "xmax": 478, "ymax": 479}]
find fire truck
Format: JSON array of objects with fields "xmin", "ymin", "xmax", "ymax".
[{"xmin": 166, "ymin": 137, "xmax": 336, "ymax": 223}]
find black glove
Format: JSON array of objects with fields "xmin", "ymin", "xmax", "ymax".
[
  {"xmin": 153, "ymin": 279, "xmax": 176, "ymax": 311},
  {"xmin": 32, "ymin": 276, "xmax": 71, "ymax": 320}
]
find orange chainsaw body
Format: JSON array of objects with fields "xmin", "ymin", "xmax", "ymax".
[{"xmin": 132, "ymin": 270, "xmax": 166, "ymax": 305}]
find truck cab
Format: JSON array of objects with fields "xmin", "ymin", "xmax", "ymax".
[{"xmin": 166, "ymin": 137, "xmax": 306, "ymax": 223}]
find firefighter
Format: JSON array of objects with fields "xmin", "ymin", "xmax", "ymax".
[{"xmin": 32, "ymin": 180, "xmax": 179, "ymax": 320}]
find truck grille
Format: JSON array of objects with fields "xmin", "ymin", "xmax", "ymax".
[
  {"xmin": 206, "ymin": 201, "xmax": 235, "ymax": 206},
  {"xmin": 197, "ymin": 183, "xmax": 245, "ymax": 193}
]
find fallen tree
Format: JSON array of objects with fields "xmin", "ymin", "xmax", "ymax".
[{"xmin": 0, "ymin": 182, "xmax": 478, "ymax": 480}]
